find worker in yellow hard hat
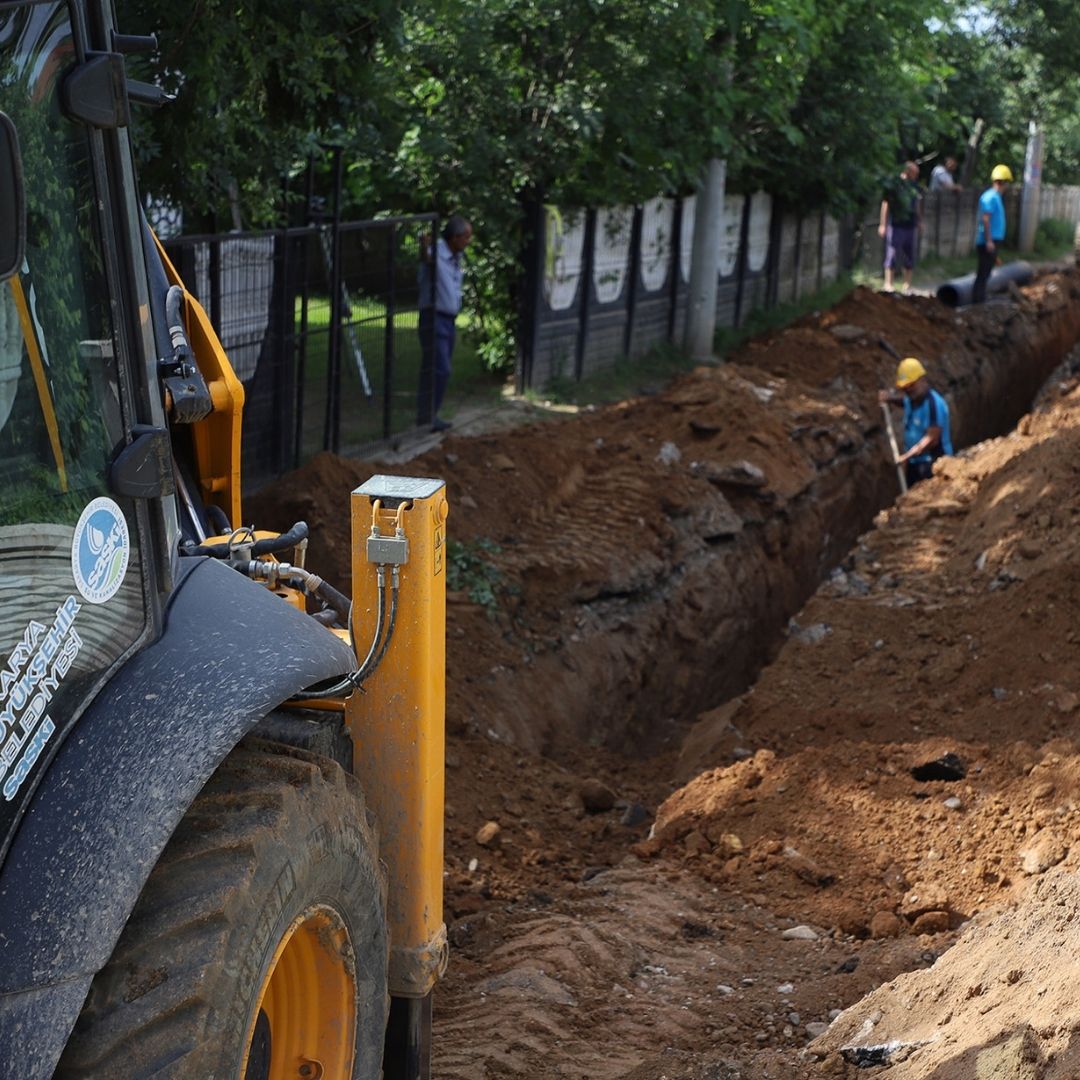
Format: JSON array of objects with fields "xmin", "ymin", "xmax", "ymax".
[
  {"xmin": 879, "ymin": 357, "xmax": 953, "ymax": 486},
  {"xmin": 973, "ymin": 164, "xmax": 1014, "ymax": 304}
]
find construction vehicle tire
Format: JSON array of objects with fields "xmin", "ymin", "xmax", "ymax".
[{"xmin": 55, "ymin": 737, "xmax": 388, "ymax": 1080}]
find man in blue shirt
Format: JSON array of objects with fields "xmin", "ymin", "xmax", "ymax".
[
  {"xmin": 417, "ymin": 215, "xmax": 473, "ymax": 432},
  {"xmin": 973, "ymin": 164, "xmax": 1013, "ymax": 304},
  {"xmin": 879, "ymin": 357, "xmax": 953, "ymax": 487}
]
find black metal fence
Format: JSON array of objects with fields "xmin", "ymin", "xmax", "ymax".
[{"xmin": 164, "ymin": 213, "xmax": 437, "ymax": 490}]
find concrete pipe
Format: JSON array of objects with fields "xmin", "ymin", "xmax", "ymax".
[{"xmin": 935, "ymin": 260, "xmax": 1034, "ymax": 308}]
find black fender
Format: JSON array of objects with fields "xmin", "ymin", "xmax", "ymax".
[{"xmin": 0, "ymin": 556, "xmax": 357, "ymax": 1078}]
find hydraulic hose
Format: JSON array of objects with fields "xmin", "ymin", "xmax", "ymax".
[
  {"xmin": 288, "ymin": 567, "xmax": 400, "ymax": 701},
  {"xmin": 362, "ymin": 567, "xmax": 399, "ymax": 682},
  {"xmin": 352, "ymin": 567, "xmax": 387, "ymax": 678},
  {"xmin": 235, "ymin": 560, "xmax": 352, "ymax": 626},
  {"xmin": 205, "ymin": 503, "xmax": 231, "ymax": 534},
  {"xmin": 312, "ymin": 578, "xmax": 352, "ymax": 624},
  {"xmin": 185, "ymin": 520, "xmax": 310, "ymax": 558},
  {"xmin": 165, "ymin": 284, "xmax": 187, "ymax": 355}
]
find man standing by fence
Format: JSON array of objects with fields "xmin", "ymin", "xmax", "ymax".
[
  {"xmin": 878, "ymin": 161, "xmax": 923, "ymax": 293},
  {"xmin": 973, "ymin": 164, "xmax": 1013, "ymax": 304},
  {"xmin": 418, "ymin": 215, "xmax": 473, "ymax": 432},
  {"xmin": 930, "ymin": 156, "xmax": 961, "ymax": 192}
]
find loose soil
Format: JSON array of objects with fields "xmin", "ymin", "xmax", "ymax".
[{"xmin": 250, "ymin": 271, "xmax": 1080, "ymax": 1078}]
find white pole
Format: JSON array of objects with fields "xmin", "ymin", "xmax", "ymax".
[
  {"xmin": 683, "ymin": 157, "xmax": 726, "ymax": 361},
  {"xmin": 1019, "ymin": 120, "xmax": 1044, "ymax": 254}
]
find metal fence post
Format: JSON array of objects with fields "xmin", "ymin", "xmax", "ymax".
[
  {"xmin": 667, "ymin": 198, "xmax": 684, "ymax": 344},
  {"xmin": 816, "ymin": 210, "xmax": 826, "ymax": 293},
  {"xmin": 574, "ymin": 209, "xmax": 597, "ymax": 382},
  {"xmin": 383, "ymin": 225, "xmax": 397, "ymax": 440},
  {"xmin": 517, "ymin": 197, "xmax": 544, "ymax": 394},
  {"xmin": 622, "ymin": 205, "xmax": 643, "ymax": 360},
  {"xmin": 765, "ymin": 199, "xmax": 783, "ymax": 309},
  {"xmin": 274, "ymin": 229, "xmax": 295, "ymax": 478},
  {"xmin": 793, "ymin": 214, "xmax": 804, "ymax": 302},
  {"xmin": 324, "ymin": 147, "xmax": 345, "ymax": 453},
  {"xmin": 733, "ymin": 195, "xmax": 752, "ymax": 328},
  {"xmin": 208, "ymin": 239, "xmax": 221, "ymax": 337},
  {"xmin": 294, "ymin": 228, "xmax": 312, "ymax": 467}
]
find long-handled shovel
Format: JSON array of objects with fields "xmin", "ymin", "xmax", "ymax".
[
  {"xmin": 880, "ymin": 401, "xmax": 908, "ymax": 494},
  {"xmin": 877, "ymin": 337, "xmax": 908, "ymax": 494}
]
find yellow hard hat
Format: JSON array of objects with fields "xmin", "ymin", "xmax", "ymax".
[
  {"xmin": 895, "ymin": 357, "xmax": 927, "ymax": 388},
  {"xmin": 991, "ymin": 164, "xmax": 1014, "ymax": 183}
]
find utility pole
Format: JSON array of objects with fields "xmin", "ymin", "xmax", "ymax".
[
  {"xmin": 683, "ymin": 157, "xmax": 726, "ymax": 361},
  {"xmin": 1018, "ymin": 120, "xmax": 1044, "ymax": 254}
]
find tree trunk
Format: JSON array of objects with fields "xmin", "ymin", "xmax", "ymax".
[{"xmin": 959, "ymin": 118, "xmax": 986, "ymax": 189}]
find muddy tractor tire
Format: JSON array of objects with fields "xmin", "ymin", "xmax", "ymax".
[{"xmin": 55, "ymin": 738, "xmax": 389, "ymax": 1080}]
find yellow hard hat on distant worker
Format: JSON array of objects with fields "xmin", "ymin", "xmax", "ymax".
[
  {"xmin": 895, "ymin": 357, "xmax": 927, "ymax": 388},
  {"xmin": 991, "ymin": 164, "xmax": 1014, "ymax": 182}
]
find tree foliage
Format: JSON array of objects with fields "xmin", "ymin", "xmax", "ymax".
[
  {"xmin": 750, "ymin": 0, "xmax": 949, "ymax": 214},
  {"xmin": 971, "ymin": 0, "xmax": 1080, "ymax": 184},
  {"xmin": 120, "ymin": 0, "xmax": 1080, "ymax": 364},
  {"xmin": 117, "ymin": 0, "xmax": 405, "ymax": 228}
]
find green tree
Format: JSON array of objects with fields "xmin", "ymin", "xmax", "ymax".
[
  {"xmin": 965, "ymin": 0, "xmax": 1080, "ymax": 182},
  {"xmin": 371, "ymin": 0, "xmax": 844, "ymax": 367},
  {"xmin": 748, "ymin": 0, "xmax": 950, "ymax": 214},
  {"xmin": 117, "ymin": 0, "xmax": 405, "ymax": 228},
  {"xmin": 118, "ymin": 0, "xmax": 1080, "ymax": 370}
]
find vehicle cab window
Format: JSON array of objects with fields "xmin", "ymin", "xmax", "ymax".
[{"xmin": 0, "ymin": 1, "xmax": 145, "ymax": 835}]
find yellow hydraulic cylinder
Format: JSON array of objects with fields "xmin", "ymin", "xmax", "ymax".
[{"xmin": 346, "ymin": 476, "xmax": 448, "ymax": 998}]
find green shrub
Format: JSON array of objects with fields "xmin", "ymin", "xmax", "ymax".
[
  {"xmin": 1034, "ymin": 217, "xmax": 1076, "ymax": 256},
  {"xmin": 446, "ymin": 537, "xmax": 504, "ymax": 611}
]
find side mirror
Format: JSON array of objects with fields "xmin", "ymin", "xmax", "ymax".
[{"xmin": 0, "ymin": 111, "xmax": 25, "ymax": 283}]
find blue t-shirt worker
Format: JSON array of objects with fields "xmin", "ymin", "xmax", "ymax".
[
  {"xmin": 879, "ymin": 357, "xmax": 953, "ymax": 487},
  {"xmin": 973, "ymin": 164, "xmax": 1013, "ymax": 304}
]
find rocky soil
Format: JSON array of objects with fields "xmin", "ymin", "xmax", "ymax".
[{"xmin": 251, "ymin": 271, "xmax": 1080, "ymax": 1078}]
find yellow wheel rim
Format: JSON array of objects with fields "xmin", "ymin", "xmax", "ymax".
[{"xmin": 241, "ymin": 904, "xmax": 357, "ymax": 1080}]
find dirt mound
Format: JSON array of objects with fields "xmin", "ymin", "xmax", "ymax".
[
  {"xmin": 438, "ymin": 861, "xmax": 940, "ymax": 1080},
  {"xmin": 626, "ymin": 340, "xmax": 1080, "ymax": 1073},
  {"xmin": 811, "ymin": 869, "xmax": 1080, "ymax": 1078},
  {"xmin": 244, "ymin": 275, "xmax": 1080, "ymax": 1078},
  {"xmin": 640, "ymin": 365, "xmax": 1080, "ymax": 929}
]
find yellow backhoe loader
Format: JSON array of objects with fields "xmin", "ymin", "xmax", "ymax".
[{"xmin": 0, "ymin": 2, "xmax": 446, "ymax": 1076}]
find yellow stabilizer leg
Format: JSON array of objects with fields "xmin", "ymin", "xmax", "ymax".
[{"xmin": 347, "ymin": 475, "xmax": 448, "ymax": 999}]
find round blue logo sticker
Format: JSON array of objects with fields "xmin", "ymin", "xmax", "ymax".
[{"xmin": 71, "ymin": 497, "xmax": 130, "ymax": 604}]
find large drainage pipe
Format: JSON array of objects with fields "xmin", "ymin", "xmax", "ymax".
[{"xmin": 936, "ymin": 260, "xmax": 1033, "ymax": 307}]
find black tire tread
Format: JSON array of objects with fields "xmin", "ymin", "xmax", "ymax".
[{"xmin": 55, "ymin": 737, "xmax": 385, "ymax": 1079}]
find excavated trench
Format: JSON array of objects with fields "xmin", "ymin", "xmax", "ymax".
[
  {"xmin": 442, "ymin": 275, "xmax": 1080, "ymax": 758},
  {"xmin": 254, "ymin": 273, "xmax": 1080, "ymax": 761}
]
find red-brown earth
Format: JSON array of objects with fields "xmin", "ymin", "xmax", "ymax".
[{"xmin": 251, "ymin": 271, "xmax": 1080, "ymax": 1078}]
